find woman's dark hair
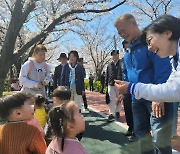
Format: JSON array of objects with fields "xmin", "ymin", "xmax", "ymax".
[
  {"xmin": 48, "ymin": 101, "xmax": 76, "ymax": 151},
  {"xmin": 141, "ymin": 14, "xmax": 180, "ymax": 45},
  {"xmin": 0, "ymin": 92, "xmax": 32, "ymax": 120},
  {"xmin": 68, "ymin": 50, "xmax": 79, "ymax": 61},
  {"xmin": 34, "ymin": 94, "xmax": 45, "ymax": 107},
  {"xmin": 53, "ymin": 86, "xmax": 71, "ymax": 101}
]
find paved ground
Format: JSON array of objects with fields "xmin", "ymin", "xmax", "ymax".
[
  {"xmin": 81, "ymin": 109, "xmax": 140, "ymax": 154},
  {"xmin": 84, "ymin": 90, "xmax": 180, "ymax": 153}
]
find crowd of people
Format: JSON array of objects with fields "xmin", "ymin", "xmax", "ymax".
[{"xmin": 0, "ymin": 13, "xmax": 180, "ymax": 154}]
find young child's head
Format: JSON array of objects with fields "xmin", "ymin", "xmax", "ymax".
[
  {"xmin": 32, "ymin": 44, "xmax": 47, "ymax": 63},
  {"xmin": 52, "ymin": 86, "xmax": 71, "ymax": 104},
  {"xmin": 49, "ymin": 101, "xmax": 85, "ymax": 151},
  {"xmin": 0, "ymin": 92, "xmax": 34, "ymax": 121},
  {"xmin": 34, "ymin": 94, "xmax": 45, "ymax": 108}
]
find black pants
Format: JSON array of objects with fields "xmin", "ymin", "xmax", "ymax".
[
  {"xmin": 89, "ymin": 82, "xmax": 93, "ymax": 91},
  {"xmin": 82, "ymin": 93, "xmax": 88, "ymax": 109},
  {"xmin": 123, "ymin": 94, "xmax": 134, "ymax": 132},
  {"xmin": 100, "ymin": 83, "xmax": 105, "ymax": 93}
]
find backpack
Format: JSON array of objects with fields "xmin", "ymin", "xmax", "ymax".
[{"xmin": 27, "ymin": 60, "xmax": 48, "ymax": 75}]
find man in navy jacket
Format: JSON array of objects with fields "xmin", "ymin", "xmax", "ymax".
[{"xmin": 53, "ymin": 53, "xmax": 68, "ymax": 89}]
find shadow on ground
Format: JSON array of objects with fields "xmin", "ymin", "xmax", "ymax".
[{"xmin": 81, "ymin": 110, "xmax": 140, "ymax": 154}]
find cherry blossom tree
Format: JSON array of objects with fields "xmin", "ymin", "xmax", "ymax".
[
  {"xmin": 74, "ymin": 18, "xmax": 122, "ymax": 80},
  {"xmin": 127, "ymin": 0, "xmax": 179, "ymax": 22},
  {"xmin": 0, "ymin": 0, "xmax": 126, "ymax": 95}
]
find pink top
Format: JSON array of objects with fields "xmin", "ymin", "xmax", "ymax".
[
  {"xmin": 27, "ymin": 118, "xmax": 45, "ymax": 137},
  {"xmin": 46, "ymin": 138, "xmax": 88, "ymax": 154}
]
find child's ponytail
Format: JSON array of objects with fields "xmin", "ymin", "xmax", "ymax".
[{"xmin": 49, "ymin": 102, "xmax": 75, "ymax": 151}]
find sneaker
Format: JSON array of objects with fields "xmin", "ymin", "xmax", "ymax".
[
  {"xmin": 107, "ymin": 114, "xmax": 115, "ymax": 122},
  {"xmin": 124, "ymin": 130, "xmax": 133, "ymax": 136},
  {"xmin": 115, "ymin": 112, "xmax": 120, "ymax": 120}
]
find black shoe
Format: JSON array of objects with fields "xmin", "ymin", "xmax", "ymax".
[
  {"xmin": 115, "ymin": 112, "xmax": 120, "ymax": 120},
  {"xmin": 124, "ymin": 130, "xmax": 133, "ymax": 136},
  {"xmin": 107, "ymin": 114, "xmax": 115, "ymax": 122},
  {"xmin": 128, "ymin": 135, "xmax": 137, "ymax": 142},
  {"xmin": 76, "ymin": 133, "xmax": 83, "ymax": 141}
]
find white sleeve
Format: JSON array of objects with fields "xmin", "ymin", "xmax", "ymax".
[
  {"xmin": 19, "ymin": 62, "xmax": 39, "ymax": 88},
  {"xmin": 134, "ymin": 65, "xmax": 180, "ymax": 102}
]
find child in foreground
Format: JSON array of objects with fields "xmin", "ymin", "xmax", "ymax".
[
  {"xmin": 45, "ymin": 86, "xmax": 71, "ymax": 145},
  {"xmin": 0, "ymin": 92, "xmax": 47, "ymax": 154},
  {"xmin": 46, "ymin": 101, "xmax": 87, "ymax": 154}
]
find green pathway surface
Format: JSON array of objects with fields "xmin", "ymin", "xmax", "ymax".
[{"xmin": 81, "ymin": 110, "xmax": 139, "ymax": 154}]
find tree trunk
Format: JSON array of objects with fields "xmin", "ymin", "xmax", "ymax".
[{"xmin": 0, "ymin": 63, "xmax": 10, "ymax": 96}]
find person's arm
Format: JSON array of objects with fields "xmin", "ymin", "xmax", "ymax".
[
  {"xmin": 45, "ymin": 64, "xmax": 52, "ymax": 83},
  {"xmin": 53, "ymin": 67, "xmax": 58, "ymax": 89},
  {"xmin": 19, "ymin": 61, "xmax": 39, "ymax": 88},
  {"xmin": 123, "ymin": 58, "xmax": 129, "ymax": 82},
  {"xmin": 115, "ymin": 54, "xmax": 180, "ymax": 102},
  {"xmin": 105, "ymin": 65, "xmax": 109, "ymax": 86},
  {"xmin": 133, "ymin": 68, "xmax": 180, "ymax": 102},
  {"xmin": 30, "ymin": 129, "xmax": 47, "ymax": 153},
  {"xmin": 80, "ymin": 66, "xmax": 85, "ymax": 92}
]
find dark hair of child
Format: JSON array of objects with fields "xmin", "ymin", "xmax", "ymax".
[
  {"xmin": 0, "ymin": 92, "xmax": 31, "ymax": 120},
  {"xmin": 53, "ymin": 86, "xmax": 71, "ymax": 101},
  {"xmin": 49, "ymin": 101, "xmax": 76, "ymax": 151},
  {"xmin": 34, "ymin": 94, "xmax": 45, "ymax": 107}
]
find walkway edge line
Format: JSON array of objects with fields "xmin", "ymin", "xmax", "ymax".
[{"xmin": 88, "ymin": 106, "xmax": 128, "ymax": 130}]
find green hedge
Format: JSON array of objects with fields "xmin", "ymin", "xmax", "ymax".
[{"xmin": 84, "ymin": 80, "xmax": 107, "ymax": 93}]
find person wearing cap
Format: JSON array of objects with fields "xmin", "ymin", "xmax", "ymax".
[
  {"xmin": 105, "ymin": 49, "xmax": 123, "ymax": 122},
  {"xmin": 53, "ymin": 53, "xmax": 68, "ymax": 89}
]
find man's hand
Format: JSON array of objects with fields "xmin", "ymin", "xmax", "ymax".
[
  {"xmin": 152, "ymin": 102, "xmax": 165, "ymax": 118},
  {"xmin": 116, "ymin": 94, "xmax": 125, "ymax": 106},
  {"xmin": 114, "ymin": 80, "xmax": 129, "ymax": 94}
]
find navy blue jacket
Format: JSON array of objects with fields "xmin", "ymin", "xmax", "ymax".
[
  {"xmin": 123, "ymin": 38, "xmax": 171, "ymax": 102},
  {"xmin": 62, "ymin": 63, "xmax": 85, "ymax": 95}
]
